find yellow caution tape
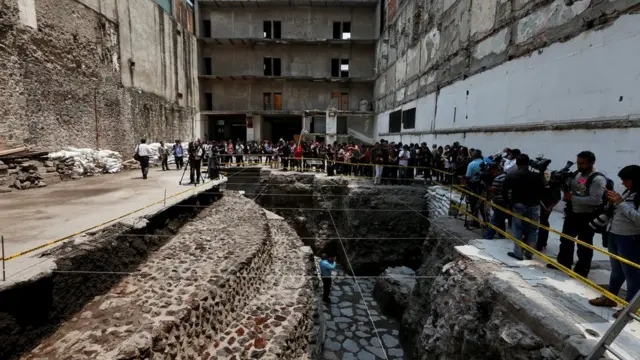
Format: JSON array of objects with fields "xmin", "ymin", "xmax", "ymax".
[
  {"xmin": 2, "ymin": 180, "xmax": 215, "ymax": 261},
  {"xmin": 445, "ymin": 181, "xmax": 640, "ymax": 272},
  {"xmin": 448, "ymin": 201, "xmax": 629, "ymax": 307}
]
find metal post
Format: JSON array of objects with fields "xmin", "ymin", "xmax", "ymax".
[
  {"xmin": 164, "ymin": 189, "xmax": 167, "ymax": 208},
  {"xmin": 2, "ymin": 236, "xmax": 6, "ymax": 281}
]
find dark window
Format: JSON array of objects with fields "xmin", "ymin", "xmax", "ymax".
[
  {"xmin": 203, "ymin": 20, "xmax": 211, "ymax": 38},
  {"xmin": 264, "ymin": 58, "xmax": 281, "ymax": 76},
  {"xmin": 333, "ymin": 22, "xmax": 341, "ymax": 39},
  {"xmin": 264, "ymin": 58, "xmax": 272, "ymax": 75},
  {"xmin": 263, "ymin": 93, "xmax": 272, "ymax": 110},
  {"xmin": 333, "ymin": 22, "xmax": 352, "ymax": 40},
  {"xmin": 337, "ymin": 116, "xmax": 348, "ymax": 134},
  {"xmin": 273, "ymin": 21, "xmax": 281, "ymax": 39},
  {"xmin": 263, "ymin": 21, "xmax": 272, "ymax": 39},
  {"xmin": 204, "ymin": 93, "xmax": 213, "ymax": 111},
  {"xmin": 331, "ymin": 59, "xmax": 340, "ymax": 77},
  {"xmin": 273, "ymin": 58, "xmax": 281, "ymax": 76},
  {"xmin": 402, "ymin": 108, "xmax": 416, "ymax": 129},
  {"xmin": 389, "ymin": 110, "xmax": 402, "ymax": 133},
  {"xmin": 340, "ymin": 59, "xmax": 349, "ymax": 77},
  {"xmin": 203, "ymin": 57, "xmax": 212, "ymax": 75}
]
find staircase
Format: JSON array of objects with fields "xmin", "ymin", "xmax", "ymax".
[
  {"xmin": 22, "ymin": 194, "xmax": 320, "ymax": 360},
  {"xmin": 224, "ymin": 166, "xmax": 264, "ymax": 193}
]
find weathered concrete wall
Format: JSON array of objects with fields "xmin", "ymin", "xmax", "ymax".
[
  {"xmin": 201, "ymin": 6, "xmax": 376, "ymax": 40},
  {"xmin": 204, "ymin": 44, "xmax": 375, "ymax": 79},
  {"xmin": 201, "ymin": 81, "xmax": 373, "ymax": 112},
  {"xmin": 0, "ymin": 0, "xmax": 199, "ymax": 155},
  {"xmin": 373, "ymin": 0, "xmax": 640, "ymax": 178}
]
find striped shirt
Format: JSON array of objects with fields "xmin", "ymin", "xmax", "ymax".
[{"xmin": 491, "ymin": 173, "xmax": 507, "ymax": 205}]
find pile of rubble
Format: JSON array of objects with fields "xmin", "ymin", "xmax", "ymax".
[
  {"xmin": 11, "ymin": 161, "xmax": 48, "ymax": 190},
  {"xmin": 0, "ymin": 147, "xmax": 124, "ymax": 192},
  {"xmin": 47, "ymin": 147, "xmax": 122, "ymax": 179}
]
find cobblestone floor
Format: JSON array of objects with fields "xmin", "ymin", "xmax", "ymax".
[{"xmin": 321, "ymin": 268, "xmax": 406, "ymax": 360}]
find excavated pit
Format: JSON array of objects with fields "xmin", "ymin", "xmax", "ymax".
[
  {"xmin": 0, "ymin": 184, "xmax": 224, "ymax": 359},
  {"xmin": 252, "ymin": 171, "xmax": 430, "ymax": 276},
  {"xmin": 1, "ymin": 170, "xmax": 611, "ymax": 360}
]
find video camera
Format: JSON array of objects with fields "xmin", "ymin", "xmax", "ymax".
[
  {"xmin": 529, "ymin": 156, "xmax": 552, "ymax": 173},
  {"xmin": 548, "ymin": 161, "xmax": 575, "ymax": 192}
]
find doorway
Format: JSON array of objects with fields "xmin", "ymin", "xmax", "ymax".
[
  {"xmin": 264, "ymin": 115, "xmax": 301, "ymax": 142},
  {"xmin": 206, "ymin": 114, "xmax": 246, "ymax": 142}
]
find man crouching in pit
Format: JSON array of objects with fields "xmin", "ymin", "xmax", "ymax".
[{"xmin": 320, "ymin": 254, "xmax": 337, "ymax": 303}]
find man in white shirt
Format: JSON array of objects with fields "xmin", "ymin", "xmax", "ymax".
[
  {"xmin": 135, "ymin": 139, "xmax": 152, "ymax": 179},
  {"xmin": 399, "ymin": 145, "xmax": 411, "ymax": 185},
  {"xmin": 503, "ymin": 148, "xmax": 520, "ymax": 174}
]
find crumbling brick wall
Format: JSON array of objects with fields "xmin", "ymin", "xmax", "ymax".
[
  {"xmin": 374, "ymin": 0, "xmax": 640, "ymax": 113},
  {"xmin": 0, "ymin": 0, "xmax": 195, "ymax": 156}
]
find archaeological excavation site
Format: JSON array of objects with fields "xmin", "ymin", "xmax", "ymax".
[{"xmin": 2, "ymin": 168, "xmax": 633, "ymax": 360}]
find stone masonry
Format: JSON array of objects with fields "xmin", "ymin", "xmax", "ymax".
[
  {"xmin": 0, "ymin": 0, "xmax": 197, "ymax": 155},
  {"xmin": 21, "ymin": 193, "xmax": 317, "ymax": 359},
  {"xmin": 375, "ymin": 0, "xmax": 640, "ymax": 113}
]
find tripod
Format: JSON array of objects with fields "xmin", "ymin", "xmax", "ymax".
[{"xmin": 179, "ymin": 159, "xmax": 190, "ymax": 185}]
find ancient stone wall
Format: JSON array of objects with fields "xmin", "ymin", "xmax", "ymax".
[
  {"xmin": 255, "ymin": 171, "xmax": 430, "ymax": 275},
  {"xmin": 13, "ymin": 193, "xmax": 317, "ymax": 360},
  {"xmin": 375, "ymin": 0, "xmax": 640, "ymax": 112},
  {"xmin": 402, "ymin": 217, "xmax": 562, "ymax": 360},
  {"xmin": 0, "ymin": 0, "xmax": 199, "ymax": 156}
]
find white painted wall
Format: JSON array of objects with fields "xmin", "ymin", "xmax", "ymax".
[{"xmin": 375, "ymin": 13, "xmax": 640, "ymax": 179}]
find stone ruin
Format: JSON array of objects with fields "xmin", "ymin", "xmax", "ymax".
[{"xmin": 1, "ymin": 171, "xmax": 610, "ymax": 360}]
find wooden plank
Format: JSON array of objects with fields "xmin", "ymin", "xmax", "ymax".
[{"xmin": 0, "ymin": 147, "xmax": 27, "ymax": 157}]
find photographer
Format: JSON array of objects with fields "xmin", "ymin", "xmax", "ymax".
[
  {"xmin": 484, "ymin": 163, "xmax": 508, "ymax": 239},
  {"xmin": 189, "ymin": 140, "xmax": 204, "ymax": 184},
  {"xmin": 587, "ymin": 165, "xmax": 640, "ymax": 318},
  {"xmin": 502, "ymin": 154, "xmax": 546, "ymax": 260},
  {"xmin": 551, "ymin": 151, "xmax": 607, "ymax": 277}
]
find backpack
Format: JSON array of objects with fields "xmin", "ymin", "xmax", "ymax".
[{"xmin": 584, "ymin": 172, "xmax": 614, "ymax": 208}]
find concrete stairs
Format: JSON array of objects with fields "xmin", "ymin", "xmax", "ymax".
[
  {"xmin": 21, "ymin": 193, "xmax": 319, "ymax": 360},
  {"xmin": 224, "ymin": 166, "xmax": 263, "ymax": 193}
]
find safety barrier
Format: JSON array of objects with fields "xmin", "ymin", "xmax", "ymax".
[
  {"xmin": 0, "ymin": 178, "xmax": 220, "ymax": 263},
  {"xmin": 425, "ymin": 165, "xmax": 640, "ymax": 308},
  {"xmin": 447, "ymin": 195, "xmax": 629, "ymax": 307}
]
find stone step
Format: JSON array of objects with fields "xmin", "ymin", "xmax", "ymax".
[
  {"xmin": 205, "ymin": 213, "xmax": 318, "ymax": 360},
  {"xmin": 21, "ymin": 194, "xmax": 280, "ymax": 360}
]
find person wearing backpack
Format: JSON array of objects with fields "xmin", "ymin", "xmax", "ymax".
[
  {"xmin": 549, "ymin": 151, "xmax": 608, "ymax": 277},
  {"xmin": 588, "ymin": 165, "xmax": 640, "ymax": 318}
]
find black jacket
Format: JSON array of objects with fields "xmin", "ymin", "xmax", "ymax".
[{"xmin": 502, "ymin": 167, "xmax": 546, "ymax": 207}]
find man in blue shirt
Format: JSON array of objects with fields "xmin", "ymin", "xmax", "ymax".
[
  {"xmin": 319, "ymin": 254, "xmax": 337, "ymax": 303},
  {"xmin": 465, "ymin": 150, "xmax": 485, "ymax": 181},
  {"xmin": 464, "ymin": 150, "xmax": 486, "ymax": 227}
]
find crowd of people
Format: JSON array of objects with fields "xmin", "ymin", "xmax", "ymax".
[
  {"xmin": 455, "ymin": 145, "xmax": 640, "ymax": 319},
  {"xmin": 137, "ymin": 136, "xmax": 640, "ymax": 317}
]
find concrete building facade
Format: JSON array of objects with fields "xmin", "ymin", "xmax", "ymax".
[
  {"xmin": 373, "ymin": 0, "xmax": 640, "ymax": 178},
  {"xmin": 196, "ymin": 0, "xmax": 378, "ymax": 143},
  {"xmin": 0, "ymin": 0, "xmax": 199, "ymax": 156}
]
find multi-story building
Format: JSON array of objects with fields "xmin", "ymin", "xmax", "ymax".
[{"xmin": 196, "ymin": 0, "xmax": 378, "ymax": 143}]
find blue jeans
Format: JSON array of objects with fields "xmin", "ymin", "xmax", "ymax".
[
  {"xmin": 485, "ymin": 206, "xmax": 509, "ymax": 239},
  {"xmin": 511, "ymin": 203, "xmax": 540, "ymax": 258},
  {"xmin": 607, "ymin": 233, "xmax": 640, "ymax": 302}
]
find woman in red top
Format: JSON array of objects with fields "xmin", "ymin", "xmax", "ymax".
[{"xmin": 294, "ymin": 144, "xmax": 303, "ymax": 171}]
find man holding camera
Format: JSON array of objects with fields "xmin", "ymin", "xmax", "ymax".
[
  {"xmin": 550, "ymin": 151, "xmax": 607, "ymax": 277},
  {"xmin": 503, "ymin": 154, "xmax": 546, "ymax": 260}
]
